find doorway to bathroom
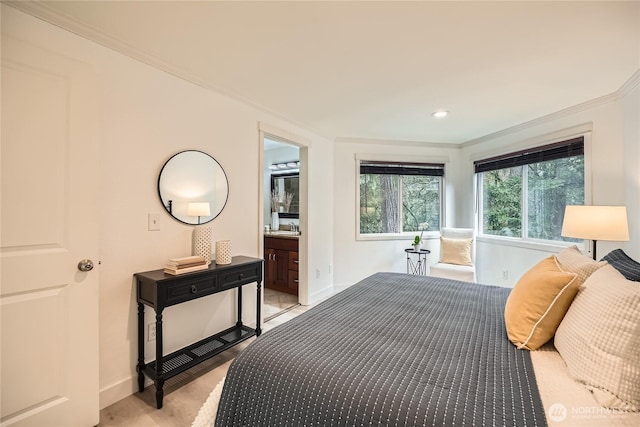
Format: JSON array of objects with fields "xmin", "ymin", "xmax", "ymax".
[{"xmin": 262, "ymin": 135, "xmax": 303, "ymax": 320}]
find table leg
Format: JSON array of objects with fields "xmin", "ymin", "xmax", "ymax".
[
  {"xmin": 236, "ymin": 286, "xmax": 243, "ymax": 327},
  {"xmin": 155, "ymin": 378, "xmax": 164, "ymax": 409},
  {"xmin": 256, "ymin": 280, "xmax": 262, "ymax": 336},
  {"xmin": 155, "ymin": 310, "xmax": 163, "ymax": 408},
  {"xmin": 136, "ymin": 303, "xmax": 145, "ymax": 392}
]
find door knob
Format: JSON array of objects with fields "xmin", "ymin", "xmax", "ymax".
[{"xmin": 77, "ymin": 259, "xmax": 94, "ymax": 272}]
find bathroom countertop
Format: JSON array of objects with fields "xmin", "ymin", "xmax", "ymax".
[{"xmin": 264, "ymin": 231, "xmax": 300, "ymax": 240}]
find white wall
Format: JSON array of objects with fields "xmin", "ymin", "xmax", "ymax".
[
  {"xmin": 623, "ymin": 84, "xmax": 640, "ymax": 258},
  {"xmin": 2, "ymin": 6, "xmax": 333, "ymax": 409},
  {"xmin": 333, "ymin": 75, "xmax": 639, "ymax": 288},
  {"xmin": 460, "ymin": 76, "xmax": 639, "ymax": 286},
  {"xmin": 333, "ymin": 141, "xmax": 463, "ymax": 286}
]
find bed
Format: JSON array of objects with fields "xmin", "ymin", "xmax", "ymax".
[
  {"xmin": 216, "ymin": 273, "xmax": 542, "ymax": 426},
  {"xmin": 207, "ymin": 253, "xmax": 639, "ymax": 427}
]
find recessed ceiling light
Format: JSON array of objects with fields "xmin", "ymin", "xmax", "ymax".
[{"xmin": 432, "ymin": 110, "xmax": 449, "ymax": 118}]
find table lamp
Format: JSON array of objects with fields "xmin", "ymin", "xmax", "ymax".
[{"xmin": 561, "ymin": 205, "xmax": 629, "ymax": 260}]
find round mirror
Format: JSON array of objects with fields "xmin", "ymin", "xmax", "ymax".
[{"xmin": 158, "ymin": 150, "xmax": 229, "ymax": 225}]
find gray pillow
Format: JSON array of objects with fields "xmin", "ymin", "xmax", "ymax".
[{"xmin": 601, "ymin": 249, "xmax": 640, "ymax": 282}]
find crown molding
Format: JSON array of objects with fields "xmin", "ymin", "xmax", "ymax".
[
  {"xmin": 618, "ymin": 68, "xmax": 640, "ymax": 97},
  {"xmin": 7, "ymin": 2, "xmax": 639, "ymax": 149},
  {"xmin": 463, "ymin": 68, "xmax": 640, "ymax": 148},
  {"xmin": 335, "ymin": 137, "xmax": 460, "ymax": 149},
  {"xmin": 5, "ymin": 1, "xmax": 334, "ymax": 142}
]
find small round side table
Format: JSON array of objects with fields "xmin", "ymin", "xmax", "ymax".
[{"xmin": 405, "ymin": 248, "xmax": 431, "ymax": 275}]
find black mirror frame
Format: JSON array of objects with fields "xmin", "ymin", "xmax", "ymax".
[
  {"xmin": 270, "ymin": 172, "xmax": 299, "ymax": 219},
  {"xmin": 157, "ymin": 150, "xmax": 229, "ymax": 225}
]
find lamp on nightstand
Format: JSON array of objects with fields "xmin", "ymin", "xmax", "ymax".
[{"xmin": 561, "ymin": 205, "xmax": 629, "ymax": 260}]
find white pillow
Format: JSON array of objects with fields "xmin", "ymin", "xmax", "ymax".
[
  {"xmin": 556, "ymin": 245, "xmax": 607, "ymax": 286},
  {"xmin": 440, "ymin": 237, "xmax": 473, "ymax": 266},
  {"xmin": 555, "ymin": 265, "xmax": 640, "ymax": 411}
]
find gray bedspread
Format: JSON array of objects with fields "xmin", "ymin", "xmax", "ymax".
[{"xmin": 216, "ymin": 272, "xmax": 546, "ymax": 426}]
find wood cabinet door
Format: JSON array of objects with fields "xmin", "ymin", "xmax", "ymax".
[
  {"xmin": 265, "ymin": 248, "xmax": 277, "ymax": 287},
  {"xmin": 274, "ymin": 249, "xmax": 290, "ymax": 287},
  {"xmin": 288, "ymin": 251, "xmax": 299, "ymax": 271},
  {"xmin": 287, "ymin": 270, "xmax": 299, "ymax": 293}
]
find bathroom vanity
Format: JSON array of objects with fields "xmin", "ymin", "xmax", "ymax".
[{"xmin": 264, "ymin": 233, "xmax": 299, "ymax": 295}]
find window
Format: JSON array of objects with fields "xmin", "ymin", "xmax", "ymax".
[
  {"xmin": 475, "ymin": 137, "xmax": 585, "ymax": 243},
  {"xmin": 359, "ymin": 161, "xmax": 444, "ymax": 236}
]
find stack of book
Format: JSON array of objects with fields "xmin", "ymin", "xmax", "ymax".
[{"xmin": 164, "ymin": 256, "xmax": 210, "ymax": 275}]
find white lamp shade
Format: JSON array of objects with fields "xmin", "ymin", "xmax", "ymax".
[
  {"xmin": 561, "ymin": 205, "xmax": 629, "ymax": 241},
  {"xmin": 187, "ymin": 202, "xmax": 211, "ymax": 217}
]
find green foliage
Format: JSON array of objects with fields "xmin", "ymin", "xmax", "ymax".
[
  {"xmin": 482, "ymin": 156, "xmax": 584, "ymax": 241},
  {"xmin": 483, "ymin": 167, "xmax": 522, "ymax": 237},
  {"xmin": 402, "ymin": 175, "xmax": 440, "ymax": 232},
  {"xmin": 360, "ymin": 174, "xmax": 441, "ymax": 234},
  {"xmin": 527, "ymin": 156, "xmax": 584, "ymax": 240}
]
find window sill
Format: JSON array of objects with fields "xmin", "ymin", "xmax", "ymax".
[
  {"xmin": 476, "ymin": 235, "xmax": 586, "ymax": 253},
  {"xmin": 356, "ymin": 232, "xmax": 440, "ymax": 242}
]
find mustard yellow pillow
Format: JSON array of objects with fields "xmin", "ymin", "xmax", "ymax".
[
  {"xmin": 504, "ymin": 256, "xmax": 578, "ymax": 350},
  {"xmin": 440, "ymin": 237, "xmax": 473, "ymax": 266}
]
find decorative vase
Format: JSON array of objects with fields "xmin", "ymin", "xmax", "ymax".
[
  {"xmin": 412, "ymin": 243, "xmax": 421, "ymax": 252},
  {"xmin": 192, "ymin": 226, "xmax": 212, "ymax": 263},
  {"xmin": 271, "ymin": 211, "xmax": 279, "ymax": 231},
  {"xmin": 215, "ymin": 240, "xmax": 232, "ymax": 265}
]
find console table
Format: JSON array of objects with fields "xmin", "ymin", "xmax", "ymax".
[{"xmin": 135, "ymin": 256, "xmax": 263, "ymax": 408}]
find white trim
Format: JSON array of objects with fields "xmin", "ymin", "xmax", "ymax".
[
  {"xmin": 9, "ymin": 0, "xmax": 638, "ymax": 148},
  {"xmin": 337, "ymin": 137, "xmax": 459, "ymax": 149},
  {"xmin": 258, "ymin": 122, "xmax": 312, "ymax": 148},
  {"xmin": 618, "ymin": 68, "xmax": 640, "ymax": 97},
  {"xmin": 357, "ymin": 233, "xmax": 440, "ymax": 242},
  {"xmin": 467, "ymin": 123, "xmax": 592, "ymax": 163},
  {"xmin": 7, "ymin": 2, "xmax": 332, "ymax": 141},
  {"xmin": 355, "ymin": 153, "xmax": 450, "ymax": 164},
  {"xmin": 307, "ymin": 284, "xmax": 334, "ymax": 306},
  {"xmin": 462, "ymin": 67, "xmax": 638, "ymax": 148},
  {"xmin": 477, "ymin": 235, "xmax": 584, "ymax": 253},
  {"xmin": 258, "ymin": 126, "xmax": 310, "ymax": 306}
]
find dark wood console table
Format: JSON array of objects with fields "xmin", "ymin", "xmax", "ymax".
[{"xmin": 135, "ymin": 256, "xmax": 263, "ymax": 408}]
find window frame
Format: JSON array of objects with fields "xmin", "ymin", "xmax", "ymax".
[
  {"xmin": 355, "ymin": 154, "xmax": 448, "ymax": 241},
  {"xmin": 474, "ymin": 132, "xmax": 592, "ymax": 251}
]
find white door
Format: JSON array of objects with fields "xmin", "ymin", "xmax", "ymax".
[{"xmin": 0, "ymin": 36, "xmax": 100, "ymax": 426}]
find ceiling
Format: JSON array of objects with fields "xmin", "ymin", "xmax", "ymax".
[{"xmin": 10, "ymin": 1, "xmax": 639, "ymax": 144}]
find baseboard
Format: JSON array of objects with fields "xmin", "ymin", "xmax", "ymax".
[
  {"xmin": 99, "ymin": 322, "xmax": 259, "ymax": 410},
  {"xmin": 100, "ymin": 376, "xmax": 140, "ymax": 410},
  {"xmin": 307, "ymin": 285, "xmax": 334, "ymax": 305}
]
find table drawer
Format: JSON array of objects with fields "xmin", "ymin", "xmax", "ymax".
[
  {"xmin": 220, "ymin": 265, "xmax": 261, "ymax": 291},
  {"xmin": 165, "ymin": 277, "xmax": 218, "ymax": 305}
]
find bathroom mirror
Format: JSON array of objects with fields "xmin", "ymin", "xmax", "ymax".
[
  {"xmin": 271, "ymin": 172, "xmax": 299, "ymax": 219},
  {"xmin": 158, "ymin": 150, "xmax": 229, "ymax": 225}
]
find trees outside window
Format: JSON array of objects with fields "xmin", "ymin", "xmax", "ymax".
[
  {"xmin": 477, "ymin": 138, "xmax": 585, "ymax": 244},
  {"xmin": 359, "ymin": 162, "xmax": 443, "ymax": 236}
]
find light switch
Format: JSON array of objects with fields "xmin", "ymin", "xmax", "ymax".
[{"xmin": 148, "ymin": 213, "xmax": 161, "ymax": 231}]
